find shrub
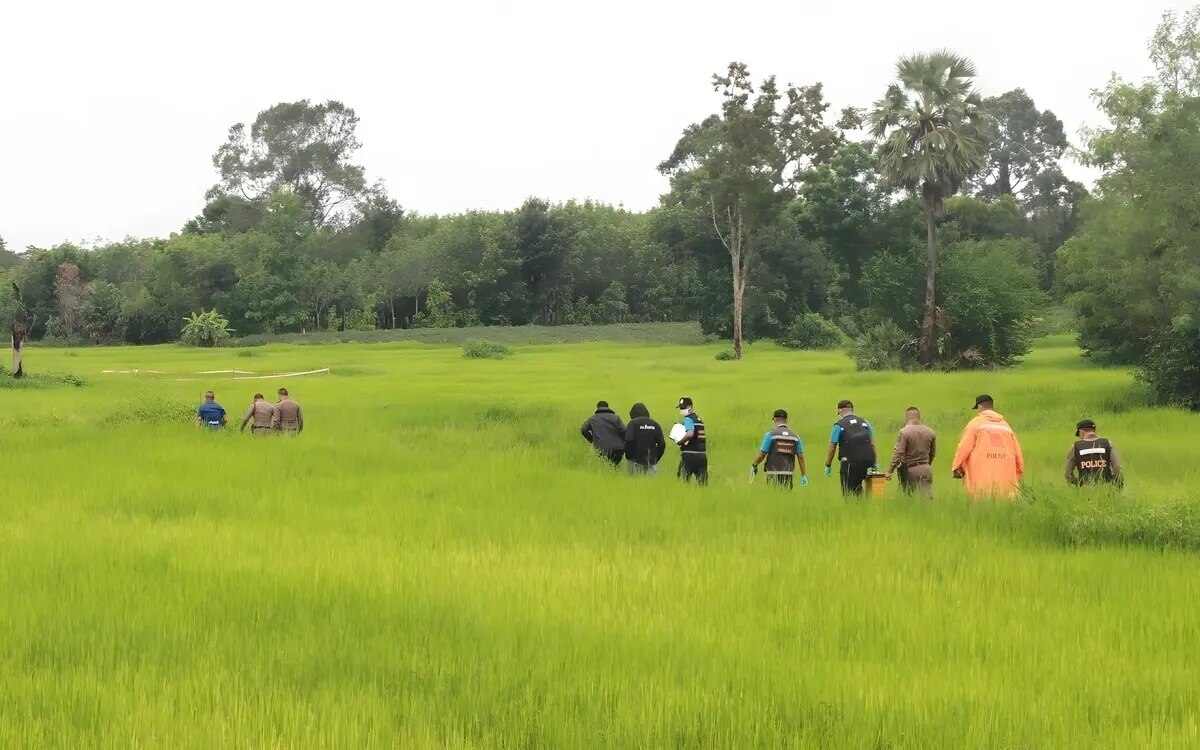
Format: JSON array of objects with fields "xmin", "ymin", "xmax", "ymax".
[
  {"xmin": 462, "ymin": 340, "xmax": 510, "ymax": 359},
  {"xmin": 713, "ymin": 350, "xmax": 735, "ymax": 361},
  {"xmin": 0, "ymin": 366, "xmax": 86, "ymax": 389},
  {"xmin": 777, "ymin": 313, "xmax": 846, "ymax": 350},
  {"xmin": 852, "ymin": 321, "xmax": 916, "ymax": 371},
  {"xmin": 861, "ymin": 238, "xmax": 1042, "ymax": 368},
  {"xmin": 181, "ymin": 310, "xmax": 233, "ymax": 348},
  {"xmin": 1138, "ymin": 321, "xmax": 1200, "ymax": 410}
]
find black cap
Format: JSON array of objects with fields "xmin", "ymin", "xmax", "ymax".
[
  {"xmin": 773, "ymin": 408, "xmax": 788, "ymax": 419},
  {"xmin": 837, "ymin": 399, "xmax": 853, "ymax": 410},
  {"xmin": 1075, "ymin": 418, "xmax": 1096, "ymax": 436},
  {"xmin": 596, "ymin": 400, "xmax": 609, "ymax": 409},
  {"xmin": 677, "ymin": 397, "xmax": 693, "ymax": 409},
  {"xmin": 974, "ymin": 394, "xmax": 994, "ymax": 409}
]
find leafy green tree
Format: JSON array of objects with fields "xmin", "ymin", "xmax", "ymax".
[
  {"xmin": 296, "ymin": 261, "xmax": 342, "ymax": 331},
  {"xmin": 181, "ymin": 310, "xmax": 234, "ymax": 347},
  {"xmin": 869, "ymin": 51, "xmax": 989, "ymax": 365},
  {"xmin": 80, "ymin": 281, "xmax": 123, "ymax": 344},
  {"xmin": 0, "ymin": 237, "xmax": 19, "ymax": 270},
  {"xmin": 414, "ymin": 279, "xmax": 458, "ymax": 328},
  {"xmin": 183, "ymin": 195, "xmax": 266, "ymax": 235},
  {"xmin": 209, "ymin": 100, "xmax": 369, "ymax": 227},
  {"xmin": 2, "ymin": 280, "xmax": 31, "ymax": 377},
  {"xmin": 660, "ymin": 62, "xmax": 854, "ymax": 359},
  {"xmin": 969, "ymin": 89, "xmax": 1069, "ymax": 201},
  {"xmin": 1150, "ymin": 6, "xmax": 1200, "ymax": 95}
]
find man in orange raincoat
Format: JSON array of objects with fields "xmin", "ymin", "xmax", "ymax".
[{"xmin": 951, "ymin": 394, "xmax": 1025, "ymax": 499}]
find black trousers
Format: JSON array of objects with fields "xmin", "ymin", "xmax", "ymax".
[
  {"xmin": 678, "ymin": 453, "xmax": 708, "ymax": 484},
  {"xmin": 766, "ymin": 473, "xmax": 793, "ymax": 489},
  {"xmin": 840, "ymin": 460, "xmax": 871, "ymax": 496},
  {"xmin": 599, "ymin": 449, "xmax": 623, "ymax": 467}
]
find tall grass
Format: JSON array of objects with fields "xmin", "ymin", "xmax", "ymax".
[{"xmin": 0, "ymin": 334, "xmax": 1197, "ymax": 748}]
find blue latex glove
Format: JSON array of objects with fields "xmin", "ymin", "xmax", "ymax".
[
  {"xmin": 800, "ymin": 475, "xmax": 809, "ymax": 487},
  {"xmin": 871, "ymin": 463, "xmax": 880, "ymax": 472},
  {"xmin": 750, "ymin": 465, "xmax": 759, "ymax": 476},
  {"xmin": 823, "ymin": 465, "xmax": 832, "ymax": 478}
]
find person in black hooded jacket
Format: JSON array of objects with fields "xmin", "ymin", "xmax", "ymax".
[
  {"xmin": 624, "ymin": 402, "xmax": 666, "ymax": 475},
  {"xmin": 581, "ymin": 401, "xmax": 626, "ymax": 466}
]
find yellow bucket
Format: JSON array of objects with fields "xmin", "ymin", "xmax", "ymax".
[{"xmin": 865, "ymin": 472, "xmax": 888, "ymax": 500}]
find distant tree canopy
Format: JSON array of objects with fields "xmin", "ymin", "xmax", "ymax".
[
  {"xmin": 1063, "ymin": 7, "xmax": 1200, "ymax": 409},
  {"xmin": 24, "ymin": 8, "xmax": 1190, "ymax": 385},
  {"xmin": 208, "ymin": 100, "xmax": 370, "ymax": 227}
]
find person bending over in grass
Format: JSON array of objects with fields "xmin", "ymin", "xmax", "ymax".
[
  {"xmin": 196, "ymin": 391, "xmax": 227, "ymax": 431},
  {"xmin": 885, "ymin": 406, "xmax": 936, "ymax": 497},
  {"xmin": 675, "ymin": 397, "xmax": 708, "ymax": 485},
  {"xmin": 750, "ymin": 409, "xmax": 807, "ymax": 489},
  {"xmin": 580, "ymin": 400, "xmax": 626, "ymax": 466},
  {"xmin": 951, "ymin": 394, "xmax": 1024, "ymax": 499},
  {"xmin": 1065, "ymin": 418, "xmax": 1123, "ymax": 487},
  {"xmin": 624, "ymin": 403, "xmax": 666, "ymax": 476},
  {"xmin": 273, "ymin": 388, "xmax": 304, "ymax": 435},
  {"xmin": 240, "ymin": 393, "xmax": 276, "ymax": 435}
]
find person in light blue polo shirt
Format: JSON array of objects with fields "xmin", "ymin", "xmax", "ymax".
[
  {"xmin": 750, "ymin": 409, "xmax": 808, "ymax": 489},
  {"xmin": 195, "ymin": 390, "xmax": 227, "ymax": 431}
]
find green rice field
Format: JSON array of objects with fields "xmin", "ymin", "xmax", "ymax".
[{"xmin": 1, "ymin": 333, "xmax": 1198, "ymax": 748}]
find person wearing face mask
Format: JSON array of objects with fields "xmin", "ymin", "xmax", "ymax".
[
  {"xmin": 750, "ymin": 409, "xmax": 808, "ymax": 489},
  {"xmin": 675, "ymin": 396, "xmax": 708, "ymax": 485}
]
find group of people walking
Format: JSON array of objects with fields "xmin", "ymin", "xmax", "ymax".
[
  {"xmin": 581, "ymin": 393, "xmax": 1124, "ymax": 497},
  {"xmin": 580, "ymin": 397, "xmax": 708, "ymax": 481},
  {"xmin": 195, "ymin": 388, "xmax": 305, "ymax": 435}
]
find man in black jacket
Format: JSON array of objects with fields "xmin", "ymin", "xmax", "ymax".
[
  {"xmin": 625, "ymin": 403, "xmax": 666, "ymax": 475},
  {"xmin": 1065, "ymin": 418, "xmax": 1124, "ymax": 487},
  {"xmin": 581, "ymin": 401, "xmax": 626, "ymax": 466}
]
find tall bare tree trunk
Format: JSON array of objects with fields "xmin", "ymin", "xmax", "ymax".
[
  {"xmin": 11, "ymin": 325, "xmax": 26, "ymax": 378},
  {"xmin": 731, "ymin": 251, "xmax": 745, "ymax": 360},
  {"xmin": 389, "ymin": 298, "xmax": 396, "ymax": 329},
  {"xmin": 919, "ymin": 209, "xmax": 938, "ymax": 366},
  {"xmin": 713, "ymin": 197, "xmax": 748, "ymax": 361}
]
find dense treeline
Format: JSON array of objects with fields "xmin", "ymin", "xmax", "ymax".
[
  {"xmin": 3, "ymin": 9, "xmax": 1197, "ymax": 405},
  {"xmin": 1060, "ymin": 8, "xmax": 1200, "ymax": 409}
]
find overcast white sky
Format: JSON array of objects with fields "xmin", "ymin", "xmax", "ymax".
[{"xmin": 0, "ymin": 0, "xmax": 1192, "ymax": 251}]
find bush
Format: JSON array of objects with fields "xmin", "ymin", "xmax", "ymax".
[
  {"xmin": 0, "ymin": 366, "xmax": 86, "ymax": 389},
  {"xmin": 462, "ymin": 340, "xmax": 510, "ymax": 359},
  {"xmin": 777, "ymin": 313, "xmax": 846, "ymax": 350},
  {"xmin": 938, "ymin": 240, "xmax": 1042, "ymax": 367},
  {"xmin": 713, "ymin": 350, "xmax": 735, "ymax": 361},
  {"xmin": 181, "ymin": 310, "xmax": 233, "ymax": 348},
  {"xmin": 1138, "ymin": 322, "xmax": 1200, "ymax": 410},
  {"xmin": 852, "ymin": 321, "xmax": 916, "ymax": 371},
  {"xmin": 860, "ymin": 238, "xmax": 1043, "ymax": 369}
]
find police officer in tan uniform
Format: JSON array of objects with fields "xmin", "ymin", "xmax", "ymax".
[
  {"xmin": 240, "ymin": 393, "xmax": 276, "ymax": 435},
  {"xmin": 273, "ymin": 388, "xmax": 304, "ymax": 435},
  {"xmin": 885, "ymin": 406, "xmax": 937, "ymax": 496}
]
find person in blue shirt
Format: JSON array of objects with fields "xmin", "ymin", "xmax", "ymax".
[
  {"xmin": 675, "ymin": 397, "xmax": 708, "ymax": 484},
  {"xmin": 823, "ymin": 399, "xmax": 877, "ymax": 496},
  {"xmin": 750, "ymin": 409, "xmax": 808, "ymax": 489},
  {"xmin": 195, "ymin": 390, "xmax": 227, "ymax": 431}
]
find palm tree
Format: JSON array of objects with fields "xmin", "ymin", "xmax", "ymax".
[{"xmin": 869, "ymin": 51, "xmax": 988, "ymax": 366}]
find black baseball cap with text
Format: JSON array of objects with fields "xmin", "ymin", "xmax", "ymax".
[{"xmin": 1075, "ymin": 418, "xmax": 1097, "ymax": 436}]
